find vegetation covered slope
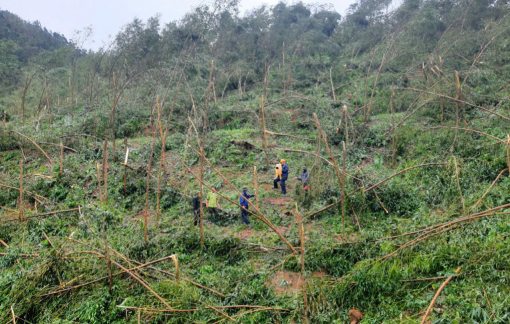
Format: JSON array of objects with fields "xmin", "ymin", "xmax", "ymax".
[{"xmin": 1, "ymin": 0, "xmax": 510, "ymax": 323}]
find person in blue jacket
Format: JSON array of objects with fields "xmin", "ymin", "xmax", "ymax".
[
  {"xmin": 295, "ymin": 166, "xmax": 309, "ymax": 192},
  {"xmin": 240, "ymin": 186, "xmax": 255, "ymax": 225},
  {"xmin": 273, "ymin": 159, "xmax": 289, "ymax": 196}
]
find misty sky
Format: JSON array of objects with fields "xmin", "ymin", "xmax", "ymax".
[{"xmin": 1, "ymin": 0, "xmax": 355, "ymax": 51}]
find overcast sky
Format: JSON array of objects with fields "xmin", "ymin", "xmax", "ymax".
[{"xmin": 1, "ymin": 0, "xmax": 355, "ymax": 51}]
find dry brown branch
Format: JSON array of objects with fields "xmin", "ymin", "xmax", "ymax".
[
  {"xmin": 420, "ymin": 268, "xmax": 461, "ymax": 324},
  {"xmin": 10, "ymin": 131, "xmax": 53, "ymax": 164}
]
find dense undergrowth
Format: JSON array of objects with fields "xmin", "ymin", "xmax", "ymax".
[{"xmin": 2, "ymin": 0, "xmax": 510, "ymax": 323}]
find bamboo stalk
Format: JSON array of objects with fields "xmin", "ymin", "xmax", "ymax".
[
  {"xmin": 390, "ymin": 86, "xmax": 396, "ymax": 167},
  {"xmin": 42, "ymin": 231, "xmax": 53, "ymax": 247},
  {"xmin": 363, "ymin": 49, "xmax": 377, "ymax": 120},
  {"xmin": 296, "ymin": 203, "xmax": 307, "ymax": 321},
  {"xmin": 254, "ymin": 166, "xmax": 259, "ymax": 210},
  {"xmin": 199, "ymin": 60, "xmax": 214, "ymax": 247},
  {"xmin": 96, "ymin": 163, "xmax": 103, "ymax": 203},
  {"xmin": 19, "ymin": 160, "xmax": 23, "ymax": 222},
  {"xmin": 124, "ymin": 147, "xmax": 129, "ymax": 198},
  {"xmin": 313, "ymin": 114, "xmax": 345, "ymax": 203},
  {"xmin": 0, "ymin": 184, "xmax": 47, "ymax": 202},
  {"xmin": 110, "ymin": 259, "xmax": 174, "ymax": 310},
  {"xmin": 38, "ymin": 142, "xmax": 77, "ymax": 152},
  {"xmin": 373, "ymin": 189, "xmax": 388, "ymax": 213},
  {"xmin": 10, "ymin": 131, "xmax": 53, "ymax": 164},
  {"xmin": 401, "ymin": 87, "xmax": 510, "ymax": 122},
  {"xmin": 420, "ymin": 268, "xmax": 461, "ymax": 324},
  {"xmin": 145, "ymin": 97, "xmax": 159, "ymax": 242},
  {"xmin": 40, "ymin": 254, "xmax": 180, "ymax": 297},
  {"xmin": 507, "ymin": 135, "xmax": 510, "ymax": 176},
  {"xmin": 156, "ymin": 105, "xmax": 163, "ymax": 221},
  {"xmin": 11, "ymin": 305, "xmax": 16, "ymax": 324},
  {"xmin": 60, "ymin": 142, "xmax": 63, "ymax": 175},
  {"xmin": 282, "ymin": 42, "xmax": 286, "ymax": 99},
  {"xmin": 330, "ymin": 67, "xmax": 336, "ymax": 101},
  {"xmin": 171, "ymin": 255, "xmax": 179, "ymax": 283},
  {"xmin": 426, "ymin": 126, "xmax": 505, "ymax": 143},
  {"xmin": 341, "ymin": 142, "xmax": 346, "ymax": 237},
  {"xmin": 117, "ymin": 306, "xmax": 198, "ymax": 313},
  {"xmin": 303, "ymin": 188, "xmax": 362, "ymax": 219},
  {"xmin": 265, "ymin": 130, "xmax": 314, "ymax": 141},
  {"xmin": 364, "ymin": 163, "xmax": 447, "ymax": 192},
  {"xmin": 261, "ymin": 96, "xmax": 269, "ymax": 167},
  {"xmin": 68, "ymin": 78, "xmax": 73, "ymax": 121},
  {"xmin": 343, "ymin": 106, "xmax": 349, "ymax": 143},
  {"xmin": 0, "ymin": 253, "xmax": 39, "ymax": 258},
  {"xmin": 3, "ymin": 110, "xmax": 5, "ymax": 136},
  {"xmin": 0, "ymin": 239, "xmax": 9, "ymax": 247}
]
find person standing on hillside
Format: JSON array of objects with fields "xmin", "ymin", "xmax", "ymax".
[
  {"xmin": 206, "ymin": 187, "xmax": 221, "ymax": 224},
  {"xmin": 192, "ymin": 191, "xmax": 200, "ymax": 226},
  {"xmin": 295, "ymin": 166, "xmax": 309, "ymax": 192},
  {"xmin": 240, "ymin": 186, "xmax": 255, "ymax": 226},
  {"xmin": 273, "ymin": 159, "xmax": 288, "ymax": 196}
]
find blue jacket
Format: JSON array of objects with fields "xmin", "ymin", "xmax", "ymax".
[
  {"xmin": 240, "ymin": 192, "xmax": 254, "ymax": 208},
  {"xmin": 281, "ymin": 164, "xmax": 289, "ymax": 179},
  {"xmin": 297, "ymin": 171, "xmax": 309, "ymax": 185}
]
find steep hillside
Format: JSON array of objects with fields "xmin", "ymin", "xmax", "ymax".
[{"xmin": 1, "ymin": 0, "xmax": 510, "ymax": 323}]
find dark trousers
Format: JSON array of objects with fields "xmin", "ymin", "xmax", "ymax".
[
  {"xmin": 193, "ymin": 210, "xmax": 199, "ymax": 226},
  {"xmin": 209, "ymin": 207, "xmax": 219, "ymax": 223},
  {"xmin": 241, "ymin": 206, "xmax": 250, "ymax": 225},
  {"xmin": 274, "ymin": 177, "xmax": 287, "ymax": 194}
]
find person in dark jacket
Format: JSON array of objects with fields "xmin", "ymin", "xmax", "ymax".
[
  {"xmin": 295, "ymin": 166, "xmax": 309, "ymax": 192},
  {"xmin": 240, "ymin": 186, "xmax": 255, "ymax": 225},
  {"xmin": 192, "ymin": 191, "xmax": 200, "ymax": 226},
  {"xmin": 273, "ymin": 159, "xmax": 289, "ymax": 196}
]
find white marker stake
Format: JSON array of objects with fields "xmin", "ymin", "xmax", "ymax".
[{"xmin": 124, "ymin": 148, "xmax": 129, "ymax": 165}]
